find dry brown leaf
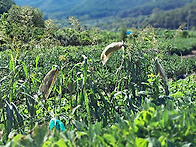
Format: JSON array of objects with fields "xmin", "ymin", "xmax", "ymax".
[
  {"xmin": 38, "ymin": 67, "xmax": 59, "ymax": 99},
  {"xmin": 101, "ymin": 42, "xmax": 124, "ymax": 65},
  {"xmin": 156, "ymin": 59, "xmax": 167, "ymax": 83}
]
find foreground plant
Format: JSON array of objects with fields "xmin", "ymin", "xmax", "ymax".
[
  {"xmin": 38, "ymin": 65, "xmax": 60, "ymax": 99},
  {"xmin": 101, "ymin": 42, "xmax": 125, "ymax": 65},
  {"xmin": 6, "ymin": 102, "xmax": 196, "ymax": 147}
]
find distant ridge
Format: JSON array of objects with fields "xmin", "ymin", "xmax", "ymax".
[{"xmin": 13, "ymin": 0, "xmax": 196, "ymax": 29}]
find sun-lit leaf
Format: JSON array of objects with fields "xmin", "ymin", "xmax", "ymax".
[
  {"xmin": 135, "ymin": 138, "xmax": 148, "ymax": 147},
  {"xmin": 103, "ymin": 134, "xmax": 117, "ymax": 147},
  {"xmin": 170, "ymin": 91, "xmax": 184, "ymax": 98},
  {"xmin": 35, "ymin": 54, "xmax": 40, "ymax": 71},
  {"xmin": 161, "ymin": 110, "xmax": 168, "ymax": 127},
  {"xmin": 76, "ymin": 132, "xmax": 88, "ymax": 138},
  {"xmin": 22, "ymin": 62, "xmax": 28, "ymax": 78},
  {"xmin": 9, "ymin": 54, "xmax": 14, "ymax": 71},
  {"xmin": 13, "ymin": 134, "xmax": 23, "ymax": 146},
  {"xmin": 54, "ymin": 138, "xmax": 68, "ymax": 147}
]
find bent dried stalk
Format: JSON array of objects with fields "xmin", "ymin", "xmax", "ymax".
[
  {"xmin": 156, "ymin": 58, "xmax": 167, "ymax": 84},
  {"xmin": 101, "ymin": 42, "xmax": 124, "ymax": 65},
  {"xmin": 155, "ymin": 58, "xmax": 169, "ymax": 95},
  {"xmin": 38, "ymin": 67, "xmax": 59, "ymax": 99}
]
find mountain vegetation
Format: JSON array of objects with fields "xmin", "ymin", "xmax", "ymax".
[
  {"xmin": 13, "ymin": 0, "xmax": 196, "ymax": 29},
  {"xmin": 0, "ymin": 0, "xmax": 15, "ymax": 14},
  {"xmin": 146, "ymin": 3, "xmax": 196, "ymax": 29},
  {"xmin": 1, "ymin": 2, "xmax": 196, "ymax": 146}
]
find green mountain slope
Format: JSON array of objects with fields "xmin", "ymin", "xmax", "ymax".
[
  {"xmin": 146, "ymin": 2, "xmax": 196, "ymax": 29},
  {"xmin": 13, "ymin": 0, "xmax": 151, "ymax": 19},
  {"xmin": 0, "ymin": 0, "xmax": 15, "ymax": 14},
  {"xmin": 13, "ymin": 0, "xmax": 196, "ymax": 29}
]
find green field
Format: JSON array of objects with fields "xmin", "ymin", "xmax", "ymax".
[{"xmin": 1, "ymin": 8, "xmax": 196, "ymax": 147}]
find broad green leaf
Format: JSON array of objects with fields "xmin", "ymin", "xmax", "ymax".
[
  {"xmin": 149, "ymin": 122, "xmax": 159, "ymax": 128},
  {"xmin": 22, "ymin": 62, "xmax": 28, "ymax": 78},
  {"xmin": 96, "ymin": 135, "xmax": 108, "ymax": 146},
  {"xmin": 11, "ymin": 102, "xmax": 24, "ymax": 128},
  {"xmin": 6, "ymin": 102, "xmax": 13, "ymax": 134},
  {"xmin": 66, "ymin": 130, "xmax": 75, "ymax": 141},
  {"xmin": 43, "ymin": 140, "xmax": 52, "ymax": 147},
  {"xmin": 135, "ymin": 110, "xmax": 152, "ymax": 126},
  {"xmin": 170, "ymin": 91, "xmax": 184, "ymax": 98},
  {"xmin": 158, "ymin": 136, "xmax": 167, "ymax": 147},
  {"xmin": 150, "ymin": 130, "xmax": 161, "ymax": 137},
  {"xmin": 145, "ymin": 37, "xmax": 151, "ymax": 42},
  {"xmin": 161, "ymin": 110, "xmax": 169, "ymax": 126},
  {"xmin": 88, "ymin": 125, "xmax": 94, "ymax": 140},
  {"xmin": 13, "ymin": 134, "xmax": 23, "ymax": 146},
  {"xmin": 148, "ymin": 107, "xmax": 155, "ymax": 114},
  {"xmin": 135, "ymin": 138, "xmax": 148, "ymax": 147},
  {"xmin": 54, "ymin": 138, "xmax": 68, "ymax": 147},
  {"xmin": 76, "ymin": 132, "xmax": 88, "ymax": 138},
  {"xmin": 122, "ymin": 130, "xmax": 129, "ymax": 137},
  {"xmin": 84, "ymin": 88, "xmax": 91, "ymax": 124},
  {"xmin": 103, "ymin": 134, "xmax": 117, "ymax": 147},
  {"xmin": 12, "ymin": 81, "xmax": 17, "ymax": 95}
]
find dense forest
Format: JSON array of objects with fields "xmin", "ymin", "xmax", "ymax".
[
  {"xmin": 12, "ymin": 0, "xmax": 196, "ymax": 30},
  {"xmin": 0, "ymin": 0, "xmax": 15, "ymax": 14},
  {"xmin": 107, "ymin": 2, "xmax": 196, "ymax": 30}
]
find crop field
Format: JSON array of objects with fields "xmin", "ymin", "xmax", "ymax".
[{"xmin": 1, "ymin": 12, "xmax": 196, "ymax": 146}]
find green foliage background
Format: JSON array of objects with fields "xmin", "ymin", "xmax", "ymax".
[
  {"xmin": 0, "ymin": 3, "xmax": 196, "ymax": 147},
  {"xmin": 13, "ymin": 0, "xmax": 196, "ymax": 30},
  {"xmin": 0, "ymin": 0, "xmax": 15, "ymax": 14}
]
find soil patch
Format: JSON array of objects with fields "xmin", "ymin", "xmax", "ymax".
[{"xmin": 182, "ymin": 50, "xmax": 196, "ymax": 58}]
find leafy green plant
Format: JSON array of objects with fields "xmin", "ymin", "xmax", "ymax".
[{"xmin": 1, "ymin": 19, "xmax": 196, "ymax": 146}]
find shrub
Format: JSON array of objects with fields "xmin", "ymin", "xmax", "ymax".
[
  {"xmin": 0, "ymin": 5, "xmax": 46, "ymax": 50},
  {"xmin": 0, "ymin": 0, "xmax": 15, "ymax": 14},
  {"xmin": 7, "ymin": 5, "xmax": 44, "ymax": 28}
]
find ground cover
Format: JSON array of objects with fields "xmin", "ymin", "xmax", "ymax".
[{"xmin": 0, "ymin": 12, "xmax": 196, "ymax": 146}]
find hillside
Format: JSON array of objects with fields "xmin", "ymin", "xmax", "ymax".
[
  {"xmin": 13, "ymin": 0, "xmax": 148, "ymax": 19},
  {"xmin": 13, "ymin": 0, "xmax": 196, "ymax": 29},
  {"xmin": 0, "ymin": 0, "xmax": 15, "ymax": 14}
]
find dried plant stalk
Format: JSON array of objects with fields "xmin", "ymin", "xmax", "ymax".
[
  {"xmin": 101, "ymin": 42, "xmax": 124, "ymax": 65},
  {"xmin": 155, "ymin": 58, "xmax": 169, "ymax": 95},
  {"xmin": 38, "ymin": 67, "xmax": 59, "ymax": 99},
  {"xmin": 156, "ymin": 59, "xmax": 167, "ymax": 83}
]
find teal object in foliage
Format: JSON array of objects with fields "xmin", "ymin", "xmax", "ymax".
[
  {"xmin": 126, "ymin": 31, "xmax": 132, "ymax": 34},
  {"xmin": 49, "ymin": 118, "xmax": 66, "ymax": 131}
]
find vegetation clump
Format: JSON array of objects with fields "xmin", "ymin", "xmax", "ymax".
[{"xmin": 0, "ymin": 4, "xmax": 196, "ymax": 147}]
